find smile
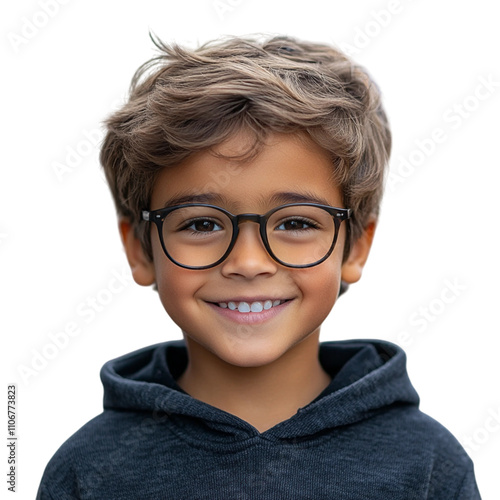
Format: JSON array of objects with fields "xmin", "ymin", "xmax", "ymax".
[
  {"xmin": 216, "ymin": 300, "xmax": 286, "ymax": 313},
  {"xmin": 207, "ymin": 298, "xmax": 292, "ymax": 325}
]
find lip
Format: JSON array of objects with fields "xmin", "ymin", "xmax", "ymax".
[
  {"xmin": 208, "ymin": 297, "xmax": 289, "ymax": 303},
  {"xmin": 206, "ymin": 299, "xmax": 293, "ymax": 325}
]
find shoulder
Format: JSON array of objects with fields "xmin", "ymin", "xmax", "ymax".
[
  {"xmin": 364, "ymin": 405, "xmax": 480, "ymax": 498},
  {"xmin": 364, "ymin": 404, "xmax": 469, "ymax": 460},
  {"xmin": 407, "ymin": 409, "xmax": 479, "ymax": 498},
  {"xmin": 37, "ymin": 409, "xmax": 161, "ymax": 499}
]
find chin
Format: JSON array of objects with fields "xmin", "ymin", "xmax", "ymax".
[{"xmin": 217, "ymin": 341, "xmax": 290, "ymax": 369}]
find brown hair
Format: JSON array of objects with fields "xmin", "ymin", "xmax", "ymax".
[{"xmin": 100, "ymin": 34, "xmax": 391, "ymax": 260}]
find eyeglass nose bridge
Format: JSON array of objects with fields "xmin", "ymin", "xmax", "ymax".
[
  {"xmin": 227, "ymin": 213, "xmax": 271, "ymax": 258},
  {"xmin": 234, "ymin": 213, "xmax": 265, "ymax": 225},
  {"xmin": 231, "ymin": 213, "xmax": 268, "ymax": 242}
]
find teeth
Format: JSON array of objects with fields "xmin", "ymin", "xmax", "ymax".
[
  {"xmin": 238, "ymin": 302, "xmax": 251, "ymax": 313},
  {"xmin": 217, "ymin": 300, "xmax": 285, "ymax": 313},
  {"xmin": 250, "ymin": 302, "xmax": 263, "ymax": 313}
]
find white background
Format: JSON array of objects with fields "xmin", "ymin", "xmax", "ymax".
[{"xmin": 2, "ymin": 0, "xmax": 499, "ymax": 497}]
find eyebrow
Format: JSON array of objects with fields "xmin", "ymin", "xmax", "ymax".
[
  {"xmin": 160, "ymin": 191, "xmax": 337, "ymax": 210},
  {"xmin": 266, "ymin": 191, "xmax": 335, "ymax": 207},
  {"xmin": 161, "ymin": 193, "xmax": 226, "ymax": 208}
]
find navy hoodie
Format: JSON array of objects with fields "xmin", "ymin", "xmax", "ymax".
[{"xmin": 37, "ymin": 340, "xmax": 481, "ymax": 499}]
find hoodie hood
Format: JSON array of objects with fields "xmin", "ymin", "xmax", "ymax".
[{"xmin": 101, "ymin": 339, "xmax": 419, "ymax": 441}]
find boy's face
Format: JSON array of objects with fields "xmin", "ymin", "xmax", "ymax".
[{"xmin": 122, "ymin": 132, "xmax": 374, "ymax": 369}]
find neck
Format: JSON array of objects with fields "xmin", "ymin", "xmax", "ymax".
[{"xmin": 177, "ymin": 332, "xmax": 331, "ymax": 433}]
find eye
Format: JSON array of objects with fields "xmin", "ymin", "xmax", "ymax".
[
  {"xmin": 183, "ymin": 218, "xmax": 223, "ymax": 233},
  {"xmin": 275, "ymin": 218, "xmax": 319, "ymax": 231}
]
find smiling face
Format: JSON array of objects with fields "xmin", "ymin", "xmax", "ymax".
[{"xmin": 121, "ymin": 132, "xmax": 374, "ymax": 370}]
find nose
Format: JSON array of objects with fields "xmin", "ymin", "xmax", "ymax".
[{"xmin": 220, "ymin": 221, "xmax": 278, "ymax": 279}]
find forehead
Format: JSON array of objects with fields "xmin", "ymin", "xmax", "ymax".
[{"xmin": 150, "ymin": 132, "xmax": 343, "ymax": 211}]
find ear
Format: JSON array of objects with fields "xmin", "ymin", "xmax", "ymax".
[
  {"xmin": 341, "ymin": 218, "xmax": 376, "ymax": 285},
  {"xmin": 118, "ymin": 218, "xmax": 156, "ymax": 286}
]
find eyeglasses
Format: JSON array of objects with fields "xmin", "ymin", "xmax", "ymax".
[{"xmin": 142, "ymin": 203, "xmax": 351, "ymax": 269}]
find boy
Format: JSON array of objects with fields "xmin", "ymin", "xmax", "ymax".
[{"xmin": 37, "ymin": 35, "xmax": 481, "ymax": 499}]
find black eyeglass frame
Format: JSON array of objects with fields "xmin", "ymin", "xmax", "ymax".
[{"xmin": 142, "ymin": 203, "xmax": 351, "ymax": 270}]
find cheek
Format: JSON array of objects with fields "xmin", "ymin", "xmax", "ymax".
[
  {"xmin": 151, "ymin": 241, "xmax": 199, "ymax": 315},
  {"xmin": 155, "ymin": 264, "xmax": 201, "ymax": 310},
  {"xmin": 153, "ymin": 256, "xmax": 217, "ymax": 335},
  {"xmin": 295, "ymin": 262, "xmax": 341, "ymax": 317}
]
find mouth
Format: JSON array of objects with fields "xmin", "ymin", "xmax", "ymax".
[{"xmin": 213, "ymin": 299, "xmax": 290, "ymax": 313}]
